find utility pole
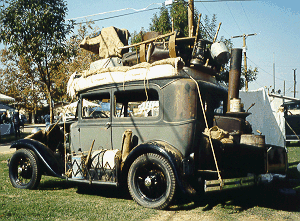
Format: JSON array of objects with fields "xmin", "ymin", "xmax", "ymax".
[
  {"xmin": 188, "ymin": 0, "xmax": 194, "ymax": 37},
  {"xmin": 294, "ymin": 69, "xmax": 296, "ymax": 98},
  {"xmin": 283, "ymin": 80, "xmax": 285, "ymax": 103},
  {"xmin": 273, "ymin": 53, "xmax": 275, "ymax": 92},
  {"xmin": 232, "ymin": 33, "xmax": 257, "ymax": 91}
]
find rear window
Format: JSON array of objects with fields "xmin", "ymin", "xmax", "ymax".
[{"xmin": 114, "ymin": 89, "xmax": 159, "ymax": 118}]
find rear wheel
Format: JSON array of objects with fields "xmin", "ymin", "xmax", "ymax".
[
  {"xmin": 9, "ymin": 149, "xmax": 41, "ymax": 189},
  {"xmin": 127, "ymin": 153, "xmax": 176, "ymax": 209}
]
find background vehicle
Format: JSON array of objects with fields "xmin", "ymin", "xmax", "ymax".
[{"xmin": 282, "ymin": 101, "xmax": 300, "ymax": 144}]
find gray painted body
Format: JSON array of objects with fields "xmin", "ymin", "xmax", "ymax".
[{"xmin": 70, "ymin": 78, "xmax": 225, "ymax": 159}]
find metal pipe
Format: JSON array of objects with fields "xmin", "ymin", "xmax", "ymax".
[{"xmin": 227, "ymin": 48, "xmax": 242, "ymax": 111}]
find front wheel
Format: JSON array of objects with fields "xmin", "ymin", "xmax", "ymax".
[
  {"xmin": 127, "ymin": 153, "xmax": 176, "ymax": 209},
  {"xmin": 9, "ymin": 149, "xmax": 41, "ymax": 189}
]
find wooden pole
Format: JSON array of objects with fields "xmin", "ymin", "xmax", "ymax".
[
  {"xmin": 294, "ymin": 69, "xmax": 297, "ymax": 98},
  {"xmin": 188, "ymin": 0, "xmax": 194, "ymax": 37},
  {"xmin": 243, "ymin": 35, "xmax": 248, "ymax": 91},
  {"xmin": 205, "ymin": 22, "xmax": 221, "ymax": 66},
  {"xmin": 232, "ymin": 33, "xmax": 257, "ymax": 91},
  {"xmin": 195, "ymin": 13, "xmax": 202, "ymax": 43}
]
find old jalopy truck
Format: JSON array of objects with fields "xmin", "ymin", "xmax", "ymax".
[{"xmin": 8, "ymin": 27, "xmax": 287, "ymax": 209}]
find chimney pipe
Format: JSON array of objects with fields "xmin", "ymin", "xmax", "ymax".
[{"xmin": 227, "ymin": 48, "xmax": 242, "ymax": 112}]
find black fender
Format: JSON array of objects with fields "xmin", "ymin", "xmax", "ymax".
[
  {"xmin": 122, "ymin": 140, "xmax": 196, "ymax": 196},
  {"xmin": 10, "ymin": 139, "xmax": 64, "ymax": 178}
]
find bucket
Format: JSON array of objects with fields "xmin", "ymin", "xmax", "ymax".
[
  {"xmin": 72, "ymin": 156, "xmax": 84, "ymax": 179},
  {"xmin": 240, "ymin": 134, "xmax": 265, "ymax": 148},
  {"xmin": 210, "ymin": 42, "xmax": 230, "ymax": 64},
  {"xmin": 230, "ymin": 98, "xmax": 241, "ymax": 112}
]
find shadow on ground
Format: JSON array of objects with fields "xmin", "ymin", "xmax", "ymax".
[
  {"xmin": 37, "ymin": 176, "xmax": 300, "ymax": 212},
  {"xmin": 38, "ymin": 178, "xmax": 78, "ymax": 190},
  {"xmin": 171, "ymin": 180, "xmax": 300, "ymax": 212},
  {"xmin": 39, "ymin": 178, "xmax": 131, "ymax": 200},
  {"xmin": 76, "ymin": 182, "xmax": 131, "ymax": 200}
]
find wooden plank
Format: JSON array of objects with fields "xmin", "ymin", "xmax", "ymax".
[{"xmin": 119, "ymin": 31, "xmax": 176, "ymax": 49}]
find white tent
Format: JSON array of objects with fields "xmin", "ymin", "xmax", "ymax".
[
  {"xmin": 240, "ymin": 88, "xmax": 285, "ymax": 147},
  {"xmin": 58, "ymin": 99, "xmax": 100, "ymax": 115},
  {"xmin": 0, "ymin": 93, "xmax": 15, "ymax": 102}
]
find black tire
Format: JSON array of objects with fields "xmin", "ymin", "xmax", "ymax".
[
  {"xmin": 9, "ymin": 149, "xmax": 41, "ymax": 189},
  {"xmin": 127, "ymin": 153, "xmax": 176, "ymax": 209}
]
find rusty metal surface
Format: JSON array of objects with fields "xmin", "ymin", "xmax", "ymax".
[
  {"xmin": 143, "ymin": 31, "xmax": 161, "ymax": 41},
  {"xmin": 213, "ymin": 115, "xmax": 252, "ymax": 134},
  {"xmin": 227, "ymin": 48, "xmax": 242, "ymax": 111}
]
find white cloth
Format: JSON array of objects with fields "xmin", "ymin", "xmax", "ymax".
[{"xmin": 240, "ymin": 88, "xmax": 285, "ymax": 147}]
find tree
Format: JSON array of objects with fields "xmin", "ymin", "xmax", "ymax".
[
  {"xmin": 0, "ymin": 0, "xmax": 74, "ymax": 123},
  {"xmin": 47, "ymin": 21, "xmax": 101, "ymax": 107},
  {"xmin": 243, "ymin": 66, "xmax": 258, "ymax": 90},
  {"xmin": 0, "ymin": 48, "xmax": 46, "ymax": 122},
  {"xmin": 169, "ymin": 0, "xmax": 191, "ymax": 37},
  {"xmin": 64, "ymin": 22, "xmax": 100, "ymax": 75},
  {"xmin": 150, "ymin": 6, "xmax": 172, "ymax": 34}
]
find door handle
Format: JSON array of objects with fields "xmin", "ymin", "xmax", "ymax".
[{"xmin": 105, "ymin": 122, "xmax": 111, "ymax": 129}]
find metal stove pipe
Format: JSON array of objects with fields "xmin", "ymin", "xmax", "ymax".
[{"xmin": 227, "ymin": 48, "xmax": 242, "ymax": 112}]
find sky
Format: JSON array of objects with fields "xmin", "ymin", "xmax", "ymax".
[
  {"xmin": 2, "ymin": 0, "xmax": 300, "ymax": 98},
  {"xmin": 65, "ymin": 0, "xmax": 300, "ymax": 98}
]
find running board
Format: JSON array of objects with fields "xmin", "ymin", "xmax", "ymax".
[
  {"xmin": 67, "ymin": 178, "xmax": 118, "ymax": 187},
  {"xmin": 204, "ymin": 176, "xmax": 256, "ymax": 192}
]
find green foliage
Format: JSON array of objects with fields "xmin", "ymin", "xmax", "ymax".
[
  {"xmin": 243, "ymin": 66, "xmax": 258, "ymax": 83},
  {"xmin": 216, "ymin": 65, "xmax": 259, "ymax": 90},
  {"xmin": 63, "ymin": 22, "xmax": 100, "ymax": 76},
  {"xmin": 170, "ymin": 0, "xmax": 189, "ymax": 36},
  {"xmin": 150, "ymin": 6, "xmax": 172, "ymax": 34},
  {"xmin": 0, "ymin": 48, "xmax": 45, "ymax": 112},
  {"xmin": 0, "ymin": 0, "xmax": 73, "ymax": 62},
  {"xmin": 0, "ymin": 0, "xmax": 74, "ymax": 122}
]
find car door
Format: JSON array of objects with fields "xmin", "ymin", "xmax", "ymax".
[
  {"xmin": 111, "ymin": 85, "xmax": 162, "ymax": 150},
  {"xmin": 78, "ymin": 90, "xmax": 112, "ymax": 152}
]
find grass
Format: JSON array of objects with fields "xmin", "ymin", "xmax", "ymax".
[
  {"xmin": 0, "ymin": 146, "xmax": 300, "ymax": 220},
  {"xmin": 0, "ymin": 153, "xmax": 158, "ymax": 220}
]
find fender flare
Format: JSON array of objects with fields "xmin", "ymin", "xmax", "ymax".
[
  {"xmin": 122, "ymin": 140, "xmax": 196, "ymax": 196},
  {"xmin": 10, "ymin": 139, "xmax": 64, "ymax": 178}
]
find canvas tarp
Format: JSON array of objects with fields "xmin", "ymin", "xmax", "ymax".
[
  {"xmin": 240, "ymin": 88, "xmax": 285, "ymax": 147},
  {"xmin": 80, "ymin": 26, "xmax": 130, "ymax": 58},
  {"xmin": 0, "ymin": 93, "xmax": 15, "ymax": 102},
  {"xmin": 66, "ymin": 57, "xmax": 207, "ymax": 98}
]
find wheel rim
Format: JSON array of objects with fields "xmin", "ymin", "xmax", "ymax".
[
  {"xmin": 12, "ymin": 156, "xmax": 33, "ymax": 186},
  {"xmin": 134, "ymin": 162, "xmax": 167, "ymax": 202}
]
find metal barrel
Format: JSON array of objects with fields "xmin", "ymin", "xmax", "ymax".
[{"xmin": 227, "ymin": 48, "xmax": 242, "ymax": 112}]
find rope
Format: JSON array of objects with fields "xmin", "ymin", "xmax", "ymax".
[
  {"xmin": 144, "ymin": 66, "xmax": 150, "ymax": 103},
  {"xmin": 184, "ymin": 70, "xmax": 223, "ymax": 185}
]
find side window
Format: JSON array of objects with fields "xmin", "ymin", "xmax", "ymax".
[
  {"xmin": 81, "ymin": 93, "xmax": 110, "ymax": 119},
  {"xmin": 114, "ymin": 89, "xmax": 159, "ymax": 118}
]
